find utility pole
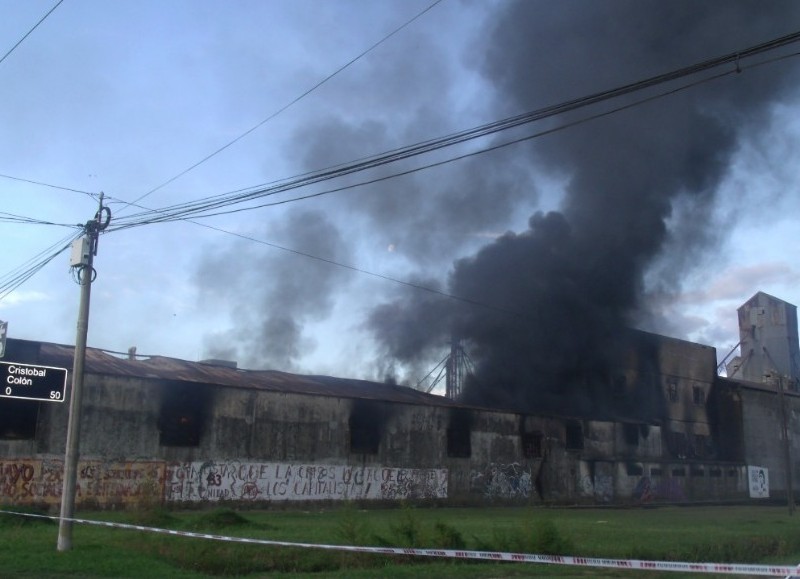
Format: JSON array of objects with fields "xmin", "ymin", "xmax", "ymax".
[{"xmin": 57, "ymin": 194, "xmax": 109, "ymax": 551}]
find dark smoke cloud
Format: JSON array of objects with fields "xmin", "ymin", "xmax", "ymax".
[
  {"xmin": 369, "ymin": 0, "xmax": 800, "ymax": 414},
  {"xmin": 197, "ymin": 208, "xmax": 348, "ymax": 371}
]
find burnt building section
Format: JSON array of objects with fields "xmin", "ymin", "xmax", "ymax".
[{"xmin": 1, "ymin": 293, "xmax": 799, "ymax": 510}]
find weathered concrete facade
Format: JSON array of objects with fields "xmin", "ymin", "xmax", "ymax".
[{"xmin": 0, "ymin": 334, "xmax": 791, "ymax": 510}]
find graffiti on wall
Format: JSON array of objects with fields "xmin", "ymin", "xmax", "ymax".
[
  {"xmin": 578, "ymin": 474, "xmax": 613, "ymax": 502},
  {"xmin": 471, "ymin": 463, "xmax": 532, "ymax": 499},
  {"xmin": 632, "ymin": 476, "xmax": 686, "ymax": 502},
  {"xmin": 165, "ymin": 462, "xmax": 448, "ymax": 502},
  {"xmin": 1, "ymin": 458, "xmax": 447, "ymax": 506},
  {"xmin": 576, "ymin": 462, "xmax": 615, "ymax": 503},
  {"xmin": 0, "ymin": 457, "xmax": 164, "ymax": 506}
]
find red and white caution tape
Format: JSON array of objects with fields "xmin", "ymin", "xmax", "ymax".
[{"xmin": 2, "ymin": 510, "xmax": 799, "ymax": 576}]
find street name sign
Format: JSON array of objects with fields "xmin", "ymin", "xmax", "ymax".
[{"xmin": 0, "ymin": 361, "xmax": 68, "ymax": 402}]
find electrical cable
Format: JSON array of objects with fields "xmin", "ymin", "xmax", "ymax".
[
  {"xmin": 108, "ymin": 30, "xmax": 800, "ymax": 231},
  {"xmin": 95, "ymin": 45, "xmax": 800, "ymax": 321},
  {"xmin": 4, "ymin": 29, "xmax": 799, "ymax": 317},
  {"xmin": 120, "ymin": 64, "xmax": 746, "ymax": 220},
  {"xmin": 0, "ymin": 173, "xmax": 97, "ymax": 198},
  {"xmin": 0, "ymin": 210, "xmax": 81, "ymax": 228},
  {"xmin": 0, "ymin": 0, "xmax": 65, "ymax": 67},
  {"xmin": 117, "ymin": 0, "xmax": 446, "ymax": 215},
  {"xmin": 0, "ymin": 230, "xmax": 83, "ymax": 302}
]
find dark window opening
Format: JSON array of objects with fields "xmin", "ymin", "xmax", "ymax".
[
  {"xmin": 671, "ymin": 431, "xmax": 689, "ymax": 458},
  {"xmin": 447, "ymin": 408, "xmax": 472, "ymax": 458},
  {"xmin": 667, "ymin": 378, "xmax": 678, "ymax": 403},
  {"xmin": 710, "ymin": 468, "xmax": 722, "ymax": 478},
  {"xmin": 158, "ymin": 383, "xmax": 211, "ymax": 447},
  {"xmin": 349, "ymin": 400, "xmax": 384, "ymax": 454},
  {"xmin": 694, "ymin": 434, "xmax": 710, "ymax": 458},
  {"xmin": 521, "ymin": 432, "xmax": 543, "ymax": 458},
  {"xmin": 565, "ymin": 420, "xmax": 584, "ymax": 450},
  {"xmin": 622, "ymin": 423, "xmax": 639, "ymax": 445},
  {"xmin": 690, "ymin": 467, "xmax": 705, "ymax": 477},
  {"xmin": 650, "ymin": 468, "xmax": 662, "ymax": 476},
  {"xmin": 692, "ymin": 386, "xmax": 705, "ymax": 406},
  {"xmin": 613, "ymin": 375, "xmax": 627, "ymax": 398},
  {"xmin": 626, "ymin": 463, "xmax": 643, "ymax": 476},
  {"xmin": 672, "ymin": 468, "xmax": 686, "ymax": 477},
  {"xmin": 0, "ymin": 399, "xmax": 38, "ymax": 439}
]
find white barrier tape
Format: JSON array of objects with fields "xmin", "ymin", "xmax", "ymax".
[{"xmin": 1, "ymin": 509, "xmax": 797, "ymax": 576}]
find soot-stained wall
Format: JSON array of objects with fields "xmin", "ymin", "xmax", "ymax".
[{"xmin": 0, "ymin": 335, "xmax": 787, "ymax": 509}]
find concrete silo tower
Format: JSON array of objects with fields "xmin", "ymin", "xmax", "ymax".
[{"xmin": 733, "ymin": 291, "xmax": 800, "ymax": 390}]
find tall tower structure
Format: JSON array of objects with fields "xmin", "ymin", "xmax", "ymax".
[
  {"xmin": 445, "ymin": 338, "xmax": 466, "ymax": 400},
  {"xmin": 734, "ymin": 291, "xmax": 800, "ymax": 389}
]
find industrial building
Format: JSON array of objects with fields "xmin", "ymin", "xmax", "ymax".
[{"xmin": 0, "ymin": 291, "xmax": 797, "ymax": 510}]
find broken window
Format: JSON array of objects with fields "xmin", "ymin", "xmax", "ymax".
[
  {"xmin": 521, "ymin": 431, "xmax": 543, "ymax": 458},
  {"xmin": 692, "ymin": 385, "xmax": 705, "ymax": 406},
  {"xmin": 626, "ymin": 463, "xmax": 643, "ymax": 476},
  {"xmin": 613, "ymin": 375, "xmax": 627, "ymax": 398},
  {"xmin": 622, "ymin": 423, "xmax": 639, "ymax": 445},
  {"xmin": 667, "ymin": 377, "xmax": 678, "ymax": 403},
  {"xmin": 671, "ymin": 431, "xmax": 689, "ymax": 458},
  {"xmin": 158, "ymin": 382, "xmax": 212, "ymax": 447},
  {"xmin": 447, "ymin": 408, "xmax": 472, "ymax": 458},
  {"xmin": 694, "ymin": 434, "xmax": 710, "ymax": 458},
  {"xmin": 349, "ymin": 400, "xmax": 383, "ymax": 454},
  {"xmin": 565, "ymin": 420, "xmax": 584, "ymax": 450},
  {"xmin": 0, "ymin": 399, "xmax": 38, "ymax": 439}
]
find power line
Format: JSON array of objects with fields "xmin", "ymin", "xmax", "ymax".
[
  {"xmin": 92, "ymin": 64, "xmax": 750, "ymax": 321},
  {"xmin": 0, "ymin": 173, "xmax": 97, "ymax": 198},
  {"xmin": 119, "ymin": 0, "xmax": 445, "ymax": 215},
  {"xmin": 6, "ymin": 30, "xmax": 799, "ymax": 316},
  {"xmin": 0, "ymin": 0, "xmax": 65, "ymax": 67},
  {"xmin": 0, "ymin": 211, "xmax": 79, "ymax": 227},
  {"xmin": 108, "ymin": 30, "xmax": 800, "ymax": 230},
  {"xmin": 0, "ymin": 230, "xmax": 82, "ymax": 302},
  {"xmin": 93, "ymin": 40, "xmax": 800, "ymax": 320}
]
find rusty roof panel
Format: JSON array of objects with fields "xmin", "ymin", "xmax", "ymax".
[{"xmin": 29, "ymin": 340, "xmax": 460, "ymax": 408}]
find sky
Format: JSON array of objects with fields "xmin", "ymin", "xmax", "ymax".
[{"xmin": 2, "ymin": 0, "xmax": 800, "ymax": 391}]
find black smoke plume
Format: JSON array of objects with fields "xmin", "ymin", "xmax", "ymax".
[{"xmin": 369, "ymin": 0, "xmax": 800, "ymax": 415}]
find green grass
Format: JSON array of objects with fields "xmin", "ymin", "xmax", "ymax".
[{"xmin": 1, "ymin": 504, "xmax": 799, "ymax": 578}]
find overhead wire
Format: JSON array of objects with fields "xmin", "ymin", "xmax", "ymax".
[
  {"xmin": 116, "ymin": 61, "xmax": 756, "ymax": 221},
  {"xmin": 117, "ymin": 0, "xmax": 446, "ymax": 215},
  {"xmin": 108, "ymin": 29, "xmax": 800, "ymax": 231},
  {"xmin": 0, "ymin": 211, "xmax": 79, "ymax": 227},
  {"xmin": 0, "ymin": 0, "xmax": 65, "ymax": 67},
  {"xmin": 0, "ymin": 173, "xmax": 97, "ymax": 198},
  {"xmin": 5, "ymin": 29, "xmax": 800, "ymax": 315},
  {"xmin": 0, "ymin": 230, "xmax": 83, "ymax": 302},
  {"xmin": 96, "ymin": 39, "xmax": 800, "ymax": 319},
  {"xmin": 95, "ymin": 50, "xmax": 800, "ymax": 322}
]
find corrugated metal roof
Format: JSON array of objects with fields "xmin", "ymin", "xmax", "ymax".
[{"xmin": 27, "ymin": 340, "xmax": 461, "ymax": 408}]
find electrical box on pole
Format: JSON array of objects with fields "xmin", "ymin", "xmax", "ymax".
[{"xmin": 69, "ymin": 237, "xmax": 90, "ymax": 267}]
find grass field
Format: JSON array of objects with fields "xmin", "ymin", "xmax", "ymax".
[{"xmin": 1, "ymin": 503, "xmax": 799, "ymax": 578}]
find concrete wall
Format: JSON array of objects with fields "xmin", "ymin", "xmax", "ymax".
[
  {"xmin": 0, "ymin": 368, "xmax": 769, "ymax": 510},
  {"xmin": 739, "ymin": 383, "xmax": 800, "ymax": 497}
]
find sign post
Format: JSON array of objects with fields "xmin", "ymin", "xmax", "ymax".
[{"xmin": 0, "ymin": 361, "xmax": 67, "ymax": 402}]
